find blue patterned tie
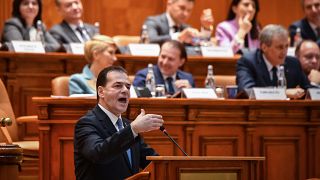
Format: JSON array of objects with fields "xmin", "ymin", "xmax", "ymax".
[
  {"xmin": 166, "ymin": 77, "xmax": 175, "ymax": 95},
  {"xmin": 116, "ymin": 118, "xmax": 132, "ymax": 167}
]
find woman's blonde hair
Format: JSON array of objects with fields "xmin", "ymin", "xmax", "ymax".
[{"xmin": 84, "ymin": 35, "xmax": 116, "ymax": 64}]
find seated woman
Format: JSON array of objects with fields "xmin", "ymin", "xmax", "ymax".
[
  {"xmin": 69, "ymin": 35, "xmax": 117, "ymax": 95},
  {"xmin": 215, "ymin": 0, "xmax": 260, "ymax": 54},
  {"xmin": 1, "ymin": 0, "xmax": 59, "ymax": 52}
]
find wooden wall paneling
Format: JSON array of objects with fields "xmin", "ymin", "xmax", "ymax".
[
  {"xmin": 0, "ymin": 0, "xmax": 12, "ymax": 36},
  {"xmin": 261, "ymin": 136, "xmax": 302, "ymax": 180}
]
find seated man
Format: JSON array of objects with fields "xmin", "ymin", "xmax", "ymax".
[
  {"xmin": 289, "ymin": 0, "xmax": 320, "ymax": 46},
  {"xmin": 143, "ymin": 0, "xmax": 214, "ymax": 45},
  {"xmin": 236, "ymin": 24, "xmax": 312, "ymax": 99},
  {"xmin": 50, "ymin": 0, "xmax": 98, "ymax": 44},
  {"xmin": 133, "ymin": 40, "xmax": 195, "ymax": 95},
  {"xmin": 295, "ymin": 40, "xmax": 320, "ymax": 87},
  {"xmin": 74, "ymin": 66, "xmax": 164, "ymax": 180}
]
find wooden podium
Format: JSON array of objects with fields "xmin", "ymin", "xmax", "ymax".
[{"xmin": 141, "ymin": 156, "xmax": 265, "ymax": 180}]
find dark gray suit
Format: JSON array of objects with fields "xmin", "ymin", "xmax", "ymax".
[
  {"xmin": 143, "ymin": 13, "xmax": 189, "ymax": 44},
  {"xmin": 50, "ymin": 20, "xmax": 98, "ymax": 44},
  {"xmin": 1, "ymin": 17, "xmax": 60, "ymax": 52},
  {"xmin": 236, "ymin": 49, "xmax": 312, "ymax": 92},
  {"xmin": 289, "ymin": 18, "xmax": 320, "ymax": 46},
  {"xmin": 74, "ymin": 105, "xmax": 157, "ymax": 180}
]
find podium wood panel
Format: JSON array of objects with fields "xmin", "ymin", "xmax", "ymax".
[{"xmin": 33, "ymin": 97, "xmax": 320, "ymax": 180}]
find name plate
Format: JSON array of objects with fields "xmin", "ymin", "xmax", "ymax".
[
  {"xmin": 128, "ymin": 43, "xmax": 160, "ymax": 56},
  {"xmin": 307, "ymin": 88, "xmax": 320, "ymax": 100},
  {"xmin": 69, "ymin": 43, "xmax": 84, "ymax": 54},
  {"xmin": 252, "ymin": 87, "xmax": 287, "ymax": 100},
  {"xmin": 200, "ymin": 46, "xmax": 233, "ymax": 58},
  {"xmin": 11, "ymin": 40, "xmax": 45, "ymax": 53},
  {"xmin": 182, "ymin": 88, "xmax": 217, "ymax": 99}
]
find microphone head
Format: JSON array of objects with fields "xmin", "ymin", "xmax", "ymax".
[{"xmin": 159, "ymin": 126, "xmax": 165, "ymax": 132}]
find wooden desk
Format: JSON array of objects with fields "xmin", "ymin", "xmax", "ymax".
[
  {"xmin": 0, "ymin": 51, "xmax": 239, "ymax": 117},
  {"xmin": 33, "ymin": 97, "xmax": 320, "ymax": 180}
]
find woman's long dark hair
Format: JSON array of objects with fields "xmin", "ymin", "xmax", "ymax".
[
  {"xmin": 226, "ymin": 0, "xmax": 260, "ymax": 40},
  {"xmin": 12, "ymin": 0, "xmax": 42, "ymax": 27}
]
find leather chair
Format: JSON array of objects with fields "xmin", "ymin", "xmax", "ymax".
[
  {"xmin": 0, "ymin": 79, "xmax": 39, "ymax": 178},
  {"xmin": 113, "ymin": 35, "xmax": 140, "ymax": 47},
  {"xmin": 51, "ymin": 76, "xmax": 70, "ymax": 96},
  {"xmin": 215, "ymin": 75, "xmax": 236, "ymax": 87}
]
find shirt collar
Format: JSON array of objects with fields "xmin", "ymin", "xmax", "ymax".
[
  {"xmin": 98, "ymin": 104, "xmax": 122, "ymax": 128},
  {"xmin": 262, "ymin": 54, "xmax": 279, "ymax": 72},
  {"xmin": 166, "ymin": 12, "xmax": 177, "ymax": 28},
  {"xmin": 162, "ymin": 73, "xmax": 177, "ymax": 82},
  {"xmin": 68, "ymin": 21, "xmax": 84, "ymax": 31}
]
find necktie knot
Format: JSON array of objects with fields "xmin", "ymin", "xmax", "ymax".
[
  {"xmin": 76, "ymin": 26, "xmax": 89, "ymax": 42},
  {"xmin": 116, "ymin": 118, "xmax": 124, "ymax": 130},
  {"xmin": 172, "ymin": 25, "xmax": 181, "ymax": 33}
]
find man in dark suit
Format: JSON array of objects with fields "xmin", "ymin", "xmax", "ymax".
[
  {"xmin": 74, "ymin": 66, "xmax": 164, "ymax": 180},
  {"xmin": 143, "ymin": 0, "xmax": 214, "ymax": 45},
  {"xmin": 289, "ymin": 0, "xmax": 320, "ymax": 46},
  {"xmin": 133, "ymin": 40, "xmax": 195, "ymax": 94},
  {"xmin": 237, "ymin": 24, "xmax": 312, "ymax": 99},
  {"xmin": 50, "ymin": 0, "xmax": 98, "ymax": 44}
]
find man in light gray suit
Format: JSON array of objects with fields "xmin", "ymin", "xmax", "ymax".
[
  {"xmin": 50, "ymin": 0, "xmax": 98, "ymax": 44},
  {"xmin": 143, "ymin": 0, "xmax": 214, "ymax": 45}
]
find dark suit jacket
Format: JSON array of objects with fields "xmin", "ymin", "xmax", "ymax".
[
  {"xmin": 143, "ymin": 13, "xmax": 189, "ymax": 44},
  {"xmin": 50, "ymin": 20, "xmax": 98, "ymax": 44},
  {"xmin": 236, "ymin": 49, "xmax": 311, "ymax": 92},
  {"xmin": 289, "ymin": 18, "xmax": 320, "ymax": 46},
  {"xmin": 74, "ymin": 105, "xmax": 157, "ymax": 180},
  {"xmin": 133, "ymin": 65, "xmax": 195, "ymax": 90},
  {"xmin": 1, "ymin": 17, "xmax": 60, "ymax": 52}
]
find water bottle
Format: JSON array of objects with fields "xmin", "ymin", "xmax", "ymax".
[
  {"xmin": 145, "ymin": 63, "xmax": 155, "ymax": 96},
  {"xmin": 205, "ymin": 65, "xmax": 215, "ymax": 89},
  {"xmin": 277, "ymin": 65, "xmax": 287, "ymax": 88},
  {"xmin": 140, "ymin": 24, "xmax": 150, "ymax": 44},
  {"xmin": 293, "ymin": 27, "xmax": 302, "ymax": 47},
  {"xmin": 36, "ymin": 20, "xmax": 45, "ymax": 44},
  {"xmin": 94, "ymin": 22, "xmax": 100, "ymax": 35}
]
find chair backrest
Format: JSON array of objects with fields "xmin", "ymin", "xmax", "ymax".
[
  {"xmin": 0, "ymin": 79, "xmax": 18, "ymax": 142},
  {"xmin": 214, "ymin": 75, "xmax": 236, "ymax": 87},
  {"xmin": 113, "ymin": 35, "xmax": 140, "ymax": 47},
  {"xmin": 51, "ymin": 76, "xmax": 70, "ymax": 96}
]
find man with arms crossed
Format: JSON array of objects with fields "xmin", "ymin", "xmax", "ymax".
[{"xmin": 143, "ymin": 0, "xmax": 214, "ymax": 45}]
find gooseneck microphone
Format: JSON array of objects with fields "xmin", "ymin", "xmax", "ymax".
[{"xmin": 159, "ymin": 126, "xmax": 188, "ymax": 156}]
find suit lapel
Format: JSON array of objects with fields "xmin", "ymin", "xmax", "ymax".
[
  {"xmin": 161, "ymin": 13, "xmax": 170, "ymax": 35},
  {"xmin": 257, "ymin": 50, "xmax": 272, "ymax": 86},
  {"xmin": 61, "ymin": 21, "xmax": 81, "ymax": 43},
  {"xmin": 302, "ymin": 19, "xmax": 317, "ymax": 40},
  {"xmin": 95, "ymin": 107, "xmax": 135, "ymax": 171},
  {"xmin": 154, "ymin": 65, "xmax": 165, "ymax": 85}
]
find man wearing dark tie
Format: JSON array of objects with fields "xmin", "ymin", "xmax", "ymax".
[
  {"xmin": 236, "ymin": 24, "xmax": 312, "ymax": 99},
  {"xmin": 74, "ymin": 66, "xmax": 164, "ymax": 180},
  {"xmin": 142, "ymin": 0, "xmax": 214, "ymax": 45},
  {"xmin": 289, "ymin": 0, "xmax": 320, "ymax": 46},
  {"xmin": 50, "ymin": 0, "xmax": 98, "ymax": 44},
  {"xmin": 133, "ymin": 40, "xmax": 195, "ymax": 95}
]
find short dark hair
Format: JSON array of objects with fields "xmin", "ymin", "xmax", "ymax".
[
  {"xmin": 12, "ymin": 0, "xmax": 43, "ymax": 27},
  {"xmin": 96, "ymin": 66, "xmax": 127, "ymax": 99},
  {"xmin": 295, "ymin": 40, "xmax": 318, "ymax": 57},
  {"xmin": 161, "ymin": 40, "xmax": 187, "ymax": 61},
  {"xmin": 226, "ymin": 0, "xmax": 260, "ymax": 40}
]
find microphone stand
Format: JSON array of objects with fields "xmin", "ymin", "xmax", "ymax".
[{"xmin": 160, "ymin": 126, "xmax": 188, "ymax": 156}]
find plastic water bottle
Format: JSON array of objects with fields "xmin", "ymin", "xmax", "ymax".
[
  {"xmin": 205, "ymin": 65, "xmax": 215, "ymax": 89},
  {"xmin": 140, "ymin": 24, "xmax": 150, "ymax": 44},
  {"xmin": 293, "ymin": 28, "xmax": 302, "ymax": 47},
  {"xmin": 94, "ymin": 22, "xmax": 100, "ymax": 35},
  {"xmin": 36, "ymin": 20, "xmax": 45, "ymax": 44},
  {"xmin": 278, "ymin": 65, "xmax": 287, "ymax": 88},
  {"xmin": 145, "ymin": 63, "xmax": 155, "ymax": 96}
]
